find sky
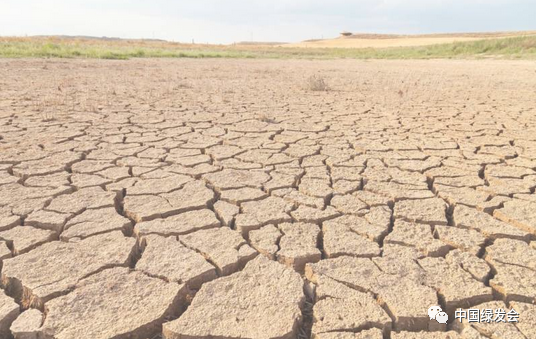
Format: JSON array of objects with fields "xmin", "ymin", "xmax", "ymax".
[{"xmin": 0, "ymin": 0, "xmax": 534, "ymax": 44}]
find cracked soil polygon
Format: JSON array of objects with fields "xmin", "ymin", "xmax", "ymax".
[
  {"xmin": 23, "ymin": 267, "xmax": 185, "ymax": 339},
  {"xmin": 163, "ymin": 256, "xmax": 304, "ymax": 339}
]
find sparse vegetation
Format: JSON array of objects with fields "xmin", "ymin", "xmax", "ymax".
[
  {"xmin": 306, "ymin": 75, "xmax": 329, "ymax": 91},
  {"xmin": 258, "ymin": 114, "xmax": 278, "ymax": 124},
  {"xmin": 1, "ymin": 35, "xmax": 536, "ymax": 60}
]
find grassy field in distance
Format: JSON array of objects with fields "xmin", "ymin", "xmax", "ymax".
[
  {"xmin": 288, "ymin": 30, "xmax": 536, "ymax": 48},
  {"xmin": 1, "ymin": 34, "xmax": 535, "ymax": 60}
]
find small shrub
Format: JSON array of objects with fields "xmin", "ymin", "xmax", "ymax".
[
  {"xmin": 306, "ymin": 75, "xmax": 329, "ymax": 91},
  {"xmin": 259, "ymin": 114, "xmax": 277, "ymax": 124}
]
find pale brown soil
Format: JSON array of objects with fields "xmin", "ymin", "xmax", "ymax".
[{"xmin": 0, "ymin": 58, "xmax": 535, "ymax": 339}]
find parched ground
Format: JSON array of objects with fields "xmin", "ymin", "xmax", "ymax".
[{"xmin": 0, "ymin": 58, "xmax": 535, "ymax": 339}]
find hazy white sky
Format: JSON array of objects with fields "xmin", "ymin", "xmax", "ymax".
[{"xmin": 0, "ymin": 0, "xmax": 534, "ymax": 44}]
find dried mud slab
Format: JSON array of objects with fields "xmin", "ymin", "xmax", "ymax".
[
  {"xmin": 11, "ymin": 151, "xmax": 81, "ymax": 178},
  {"xmin": 10, "ymin": 308, "xmax": 43, "ymax": 339},
  {"xmin": 1, "ymin": 231, "xmax": 136, "ymax": 308},
  {"xmin": 394, "ymin": 198, "xmax": 447, "ymax": 225},
  {"xmin": 485, "ymin": 238, "xmax": 536, "ymax": 271},
  {"xmin": 46, "ymin": 187, "xmax": 116, "ymax": 215},
  {"xmin": 452, "ymin": 205, "xmax": 530, "ymax": 241},
  {"xmin": 306, "ymin": 256, "xmax": 383, "ymax": 295},
  {"xmin": 434, "ymin": 185, "xmax": 490, "ymax": 208},
  {"xmin": 134, "ymin": 209, "xmax": 220, "ymax": 237},
  {"xmin": 219, "ymin": 187, "xmax": 268, "ymax": 204},
  {"xmin": 312, "ymin": 296, "xmax": 390, "ymax": 336},
  {"xmin": 365, "ymin": 181, "xmax": 435, "ymax": 201},
  {"xmin": 61, "ymin": 207, "xmax": 132, "ymax": 240},
  {"xmin": 0, "ymin": 207, "xmax": 21, "ymax": 232},
  {"xmin": 249, "ymin": 224, "xmax": 281, "ymax": 259},
  {"xmin": 323, "ymin": 216, "xmax": 382, "ymax": 259},
  {"xmin": 0, "ymin": 184, "xmax": 70, "ymax": 217},
  {"xmin": 0, "ymin": 291, "xmax": 19, "ymax": 339},
  {"xmin": 163, "ymin": 256, "xmax": 304, "ymax": 339},
  {"xmin": 299, "ymin": 178, "xmax": 333, "ymax": 202},
  {"xmin": 306, "ymin": 256, "xmax": 437, "ymax": 332},
  {"xmin": 0, "ymin": 241, "xmax": 10, "ymax": 260},
  {"xmin": 485, "ymin": 238, "xmax": 536, "ymax": 303},
  {"xmin": 179, "ymin": 227, "xmax": 257, "ymax": 276},
  {"xmin": 385, "ymin": 220, "xmax": 450, "ymax": 257},
  {"xmin": 126, "ymin": 174, "xmax": 193, "ymax": 195},
  {"xmin": 373, "ymin": 256, "xmax": 441, "ymax": 332},
  {"xmin": 331, "ymin": 211, "xmax": 390, "ymax": 242},
  {"xmin": 433, "ymin": 175, "xmax": 485, "ymax": 189},
  {"xmin": 273, "ymin": 187, "xmax": 325, "ymax": 209},
  {"xmin": 234, "ymin": 196, "xmax": 294, "ymax": 235},
  {"xmin": 494, "ymin": 200, "xmax": 536, "ymax": 235},
  {"xmin": 17, "ymin": 267, "xmax": 184, "ymax": 339},
  {"xmin": 434, "ymin": 226, "xmax": 485, "ymax": 255},
  {"xmin": 212, "ymin": 200, "xmax": 239, "ymax": 227},
  {"xmin": 509, "ymin": 301, "xmax": 536, "ymax": 339},
  {"xmin": 445, "ymin": 250, "xmax": 491, "ymax": 283},
  {"xmin": 136, "ymin": 235, "xmax": 217, "ymax": 289},
  {"xmin": 330, "ymin": 194, "xmax": 369, "ymax": 214},
  {"xmin": 24, "ymin": 209, "xmax": 69, "ymax": 233},
  {"xmin": 277, "ymin": 222, "xmax": 321, "ymax": 272},
  {"xmin": 124, "ymin": 181, "xmax": 215, "ymax": 222},
  {"xmin": 418, "ymin": 257, "xmax": 493, "ymax": 313},
  {"xmin": 375, "ymin": 274, "xmax": 438, "ymax": 331},
  {"xmin": 203, "ymin": 169, "xmax": 270, "ymax": 190},
  {"xmin": 0, "ymin": 226, "xmax": 56, "ymax": 255},
  {"xmin": 291, "ymin": 205, "xmax": 340, "ymax": 224}
]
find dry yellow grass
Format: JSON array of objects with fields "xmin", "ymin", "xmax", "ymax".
[
  {"xmin": 1, "ymin": 33, "xmax": 536, "ymax": 60},
  {"xmin": 284, "ymin": 31, "xmax": 536, "ymax": 49}
]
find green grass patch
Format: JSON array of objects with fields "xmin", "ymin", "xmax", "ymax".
[{"xmin": 1, "ymin": 35, "xmax": 536, "ymax": 60}]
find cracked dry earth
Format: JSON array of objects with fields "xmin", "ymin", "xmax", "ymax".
[{"xmin": 0, "ymin": 58, "xmax": 535, "ymax": 339}]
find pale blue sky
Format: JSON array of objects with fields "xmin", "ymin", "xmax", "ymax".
[{"xmin": 1, "ymin": 0, "xmax": 534, "ymax": 44}]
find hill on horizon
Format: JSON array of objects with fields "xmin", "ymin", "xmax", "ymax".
[{"xmin": 286, "ymin": 30, "xmax": 536, "ymax": 49}]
